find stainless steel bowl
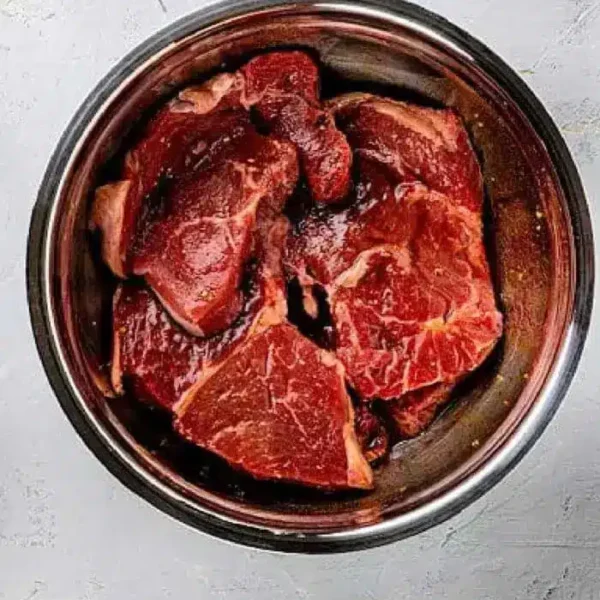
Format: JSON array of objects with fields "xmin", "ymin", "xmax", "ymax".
[{"xmin": 27, "ymin": 0, "xmax": 594, "ymax": 552}]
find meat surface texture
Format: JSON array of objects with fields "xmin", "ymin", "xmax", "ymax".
[
  {"xmin": 91, "ymin": 50, "xmax": 349, "ymax": 333},
  {"xmin": 111, "ymin": 284, "xmax": 218, "ymax": 410},
  {"xmin": 354, "ymin": 403, "xmax": 389, "ymax": 464},
  {"xmin": 90, "ymin": 73, "xmax": 246, "ymax": 278},
  {"xmin": 114, "ymin": 213, "xmax": 373, "ymax": 489},
  {"xmin": 243, "ymin": 52, "xmax": 352, "ymax": 204},
  {"xmin": 329, "ymin": 93, "xmax": 482, "ymax": 211},
  {"xmin": 330, "ymin": 180, "xmax": 502, "ymax": 399},
  {"xmin": 286, "ymin": 96, "xmax": 502, "ymax": 401},
  {"xmin": 111, "ymin": 218, "xmax": 289, "ymax": 411},
  {"xmin": 131, "ymin": 112, "xmax": 298, "ymax": 336},
  {"xmin": 383, "ymin": 384, "xmax": 454, "ymax": 439},
  {"xmin": 174, "ymin": 323, "xmax": 373, "ymax": 490}
]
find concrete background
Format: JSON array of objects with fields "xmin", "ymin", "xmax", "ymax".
[{"xmin": 1, "ymin": 0, "xmax": 599, "ymax": 597}]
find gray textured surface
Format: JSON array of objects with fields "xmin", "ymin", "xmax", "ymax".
[{"xmin": 1, "ymin": 0, "xmax": 599, "ymax": 597}]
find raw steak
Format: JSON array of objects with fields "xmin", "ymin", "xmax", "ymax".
[
  {"xmin": 286, "ymin": 97, "xmax": 502, "ymax": 401},
  {"xmin": 131, "ymin": 113, "xmax": 298, "ymax": 336},
  {"xmin": 172, "ymin": 52, "xmax": 351, "ymax": 204},
  {"xmin": 111, "ymin": 218, "xmax": 290, "ymax": 411},
  {"xmin": 174, "ymin": 322, "xmax": 373, "ymax": 490},
  {"xmin": 92, "ymin": 51, "xmax": 349, "ymax": 335},
  {"xmin": 97, "ymin": 59, "xmax": 501, "ymax": 487},
  {"xmin": 330, "ymin": 211, "xmax": 502, "ymax": 400},
  {"xmin": 242, "ymin": 51, "xmax": 352, "ymax": 204},
  {"xmin": 90, "ymin": 73, "xmax": 245, "ymax": 277},
  {"xmin": 329, "ymin": 93, "xmax": 482, "ymax": 211},
  {"xmin": 286, "ymin": 156, "xmax": 409, "ymax": 284},
  {"xmin": 382, "ymin": 384, "xmax": 454, "ymax": 439}
]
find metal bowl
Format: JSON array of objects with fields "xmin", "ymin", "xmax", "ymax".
[{"xmin": 27, "ymin": 0, "xmax": 594, "ymax": 552}]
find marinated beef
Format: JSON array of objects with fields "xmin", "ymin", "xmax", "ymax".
[
  {"xmin": 286, "ymin": 98, "xmax": 502, "ymax": 401},
  {"xmin": 111, "ymin": 218, "xmax": 289, "ymax": 411},
  {"xmin": 131, "ymin": 113, "xmax": 298, "ymax": 336},
  {"xmin": 90, "ymin": 73, "xmax": 246, "ymax": 278},
  {"xmin": 243, "ymin": 52, "xmax": 352, "ymax": 204},
  {"xmin": 174, "ymin": 322, "xmax": 373, "ymax": 490},
  {"xmin": 329, "ymin": 93, "xmax": 482, "ymax": 211},
  {"xmin": 354, "ymin": 403, "xmax": 390, "ymax": 464},
  {"xmin": 383, "ymin": 384, "xmax": 454, "ymax": 439},
  {"xmin": 92, "ymin": 51, "xmax": 349, "ymax": 336},
  {"xmin": 94, "ymin": 54, "xmax": 503, "ymax": 491}
]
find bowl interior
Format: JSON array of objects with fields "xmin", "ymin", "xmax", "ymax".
[{"xmin": 42, "ymin": 3, "xmax": 575, "ymax": 540}]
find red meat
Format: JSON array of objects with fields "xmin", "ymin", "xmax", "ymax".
[
  {"xmin": 90, "ymin": 73, "xmax": 245, "ymax": 277},
  {"xmin": 91, "ymin": 51, "xmax": 349, "ymax": 336},
  {"xmin": 174, "ymin": 322, "xmax": 373, "ymax": 490},
  {"xmin": 286, "ymin": 97, "xmax": 502, "ymax": 401},
  {"xmin": 98, "ymin": 62, "xmax": 501, "ymax": 488},
  {"xmin": 383, "ymin": 384, "xmax": 454, "ymax": 439},
  {"xmin": 354, "ymin": 403, "xmax": 390, "ymax": 464},
  {"xmin": 329, "ymin": 93, "xmax": 482, "ymax": 211},
  {"xmin": 131, "ymin": 113, "xmax": 298, "ymax": 336},
  {"xmin": 243, "ymin": 52, "xmax": 352, "ymax": 204},
  {"xmin": 111, "ymin": 218, "xmax": 290, "ymax": 411}
]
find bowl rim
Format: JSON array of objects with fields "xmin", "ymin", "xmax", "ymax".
[{"xmin": 27, "ymin": 0, "xmax": 594, "ymax": 553}]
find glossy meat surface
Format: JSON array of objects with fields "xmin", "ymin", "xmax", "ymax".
[
  {"xmin": 330, "ymin": 181, "xmax": 502, "ymax": 399},
  {"xmin": 244, "ymin": 52, "xmax": 352, "ymax": 204},
  {"xmin": 95, "ymin": 57, "xmax": 502, "ymax": 489},
  {"xmin": 330, "ymin": 93, "xmax": 482, "ymax": 211},
  {"xmin": 132, "ymin": 114, "xmax": 298, "ymax": 336},
  {"xmin": 111, "ymin": 284, "xmax": 236, "ymax": 410},
  {"xmin": 111, "ymin": 219, "xmax": 290, "ymax": 411},
  {"xmin": 90, "ymin": 74, "xmax": 246, "ymax": 277},
  {"xmin": 354, "ymin": 403, "xmax": 390, "ymax": 464},
  {"xmin": 92, "ymin": 51, "xmax": 348, "ymax": 330}
]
